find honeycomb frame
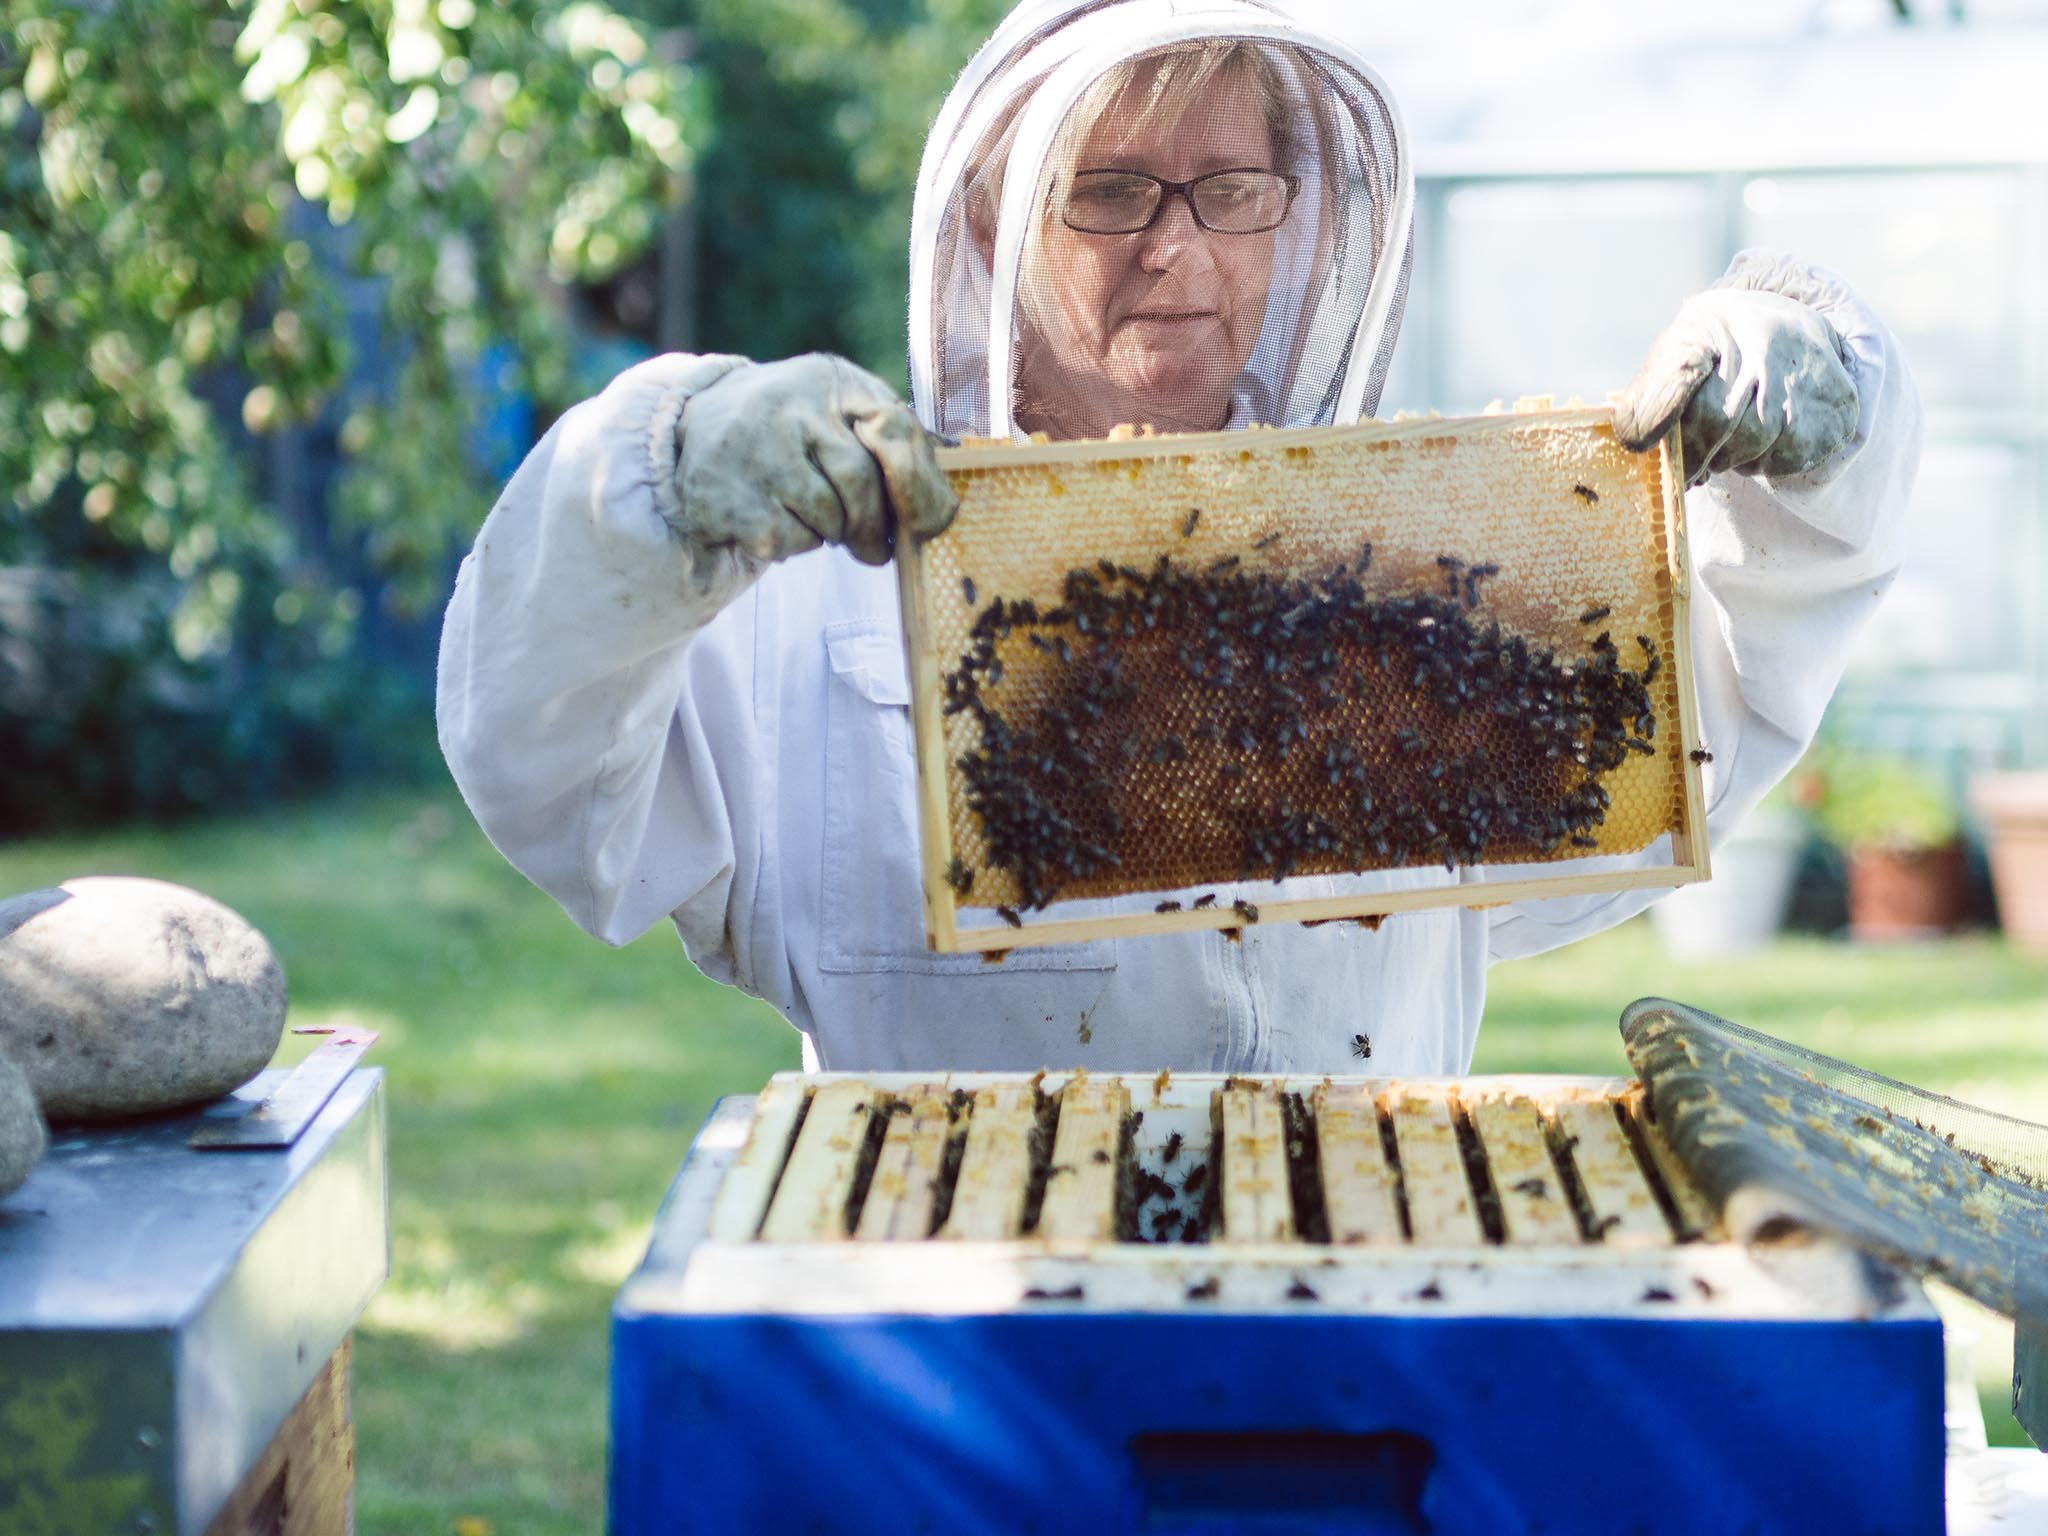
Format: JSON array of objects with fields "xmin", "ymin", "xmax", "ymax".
[{"xmin": 897, "ymin": 405, "xmax": 1708, "ymax": 952}]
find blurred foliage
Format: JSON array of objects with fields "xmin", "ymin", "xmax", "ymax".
[
  {"xmin": 1, "ymin": 0, "xmax": 1011, "ymax": 831},
  {"xmin": 1807, "ymin": 750, "xmax": 1962, "ymax": 852},
  {"xmin": 0, "ymin": 0, "xmax": 702, "ymax": 828},
  {"xmin": 660, "ymin": 0, "xmax": 1011, "ymax": 383}
]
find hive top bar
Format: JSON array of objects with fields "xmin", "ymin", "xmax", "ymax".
[
  {"xmin": 618, "ymin": 1070, "xmax": 1930, "ymax": 1325},
  {"xmin": 897, "ymin": 406, "xmax": 1708, "ymax": 952}
]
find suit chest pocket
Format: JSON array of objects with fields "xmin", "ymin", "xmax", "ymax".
[{"xmin": 817, "ymin": 619, "xmax": 1116, "ymax": 976}]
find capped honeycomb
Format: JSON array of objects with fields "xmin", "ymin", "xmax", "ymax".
[{"xmin": 902, "ymin": 409, "xmax": 1702, "ymax": 943}]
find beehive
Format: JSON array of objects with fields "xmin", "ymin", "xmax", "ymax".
[
  {"xmin": 614, "ymin": 1069, "xmax": 1945, "ymax": 1535},
  {"xmin": 897, "ymin": 406, "xmax": 1708, "ymax": 951}
]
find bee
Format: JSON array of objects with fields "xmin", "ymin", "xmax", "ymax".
[
  {"xmin": 1579, "ymin": 605, "xmax": 1611, "ymax": 625},
  {"xmin": 1350, "ymin": 1032, "xmax": 1372, "ymax": 1060},
  {"xmin": 1208, "ymin": 555, "xmax": 1240, "ymax": 576},
  {"xmin": 996, "ymin": 905, "xmax": 1023, "ymax": 929},
  {"xmin": 1690, "ymin": 748, "xmax": 1714, "ymax": 764},
  {"xmin": 1510, "ymin": 1176, "xmax": 1549, "ymax": 1199},
  {"xmin": 962, "ymin": 575, "xmax": 978, "ymax": 606},
  {"xmin": 1186, "ymin": 1276, "xmax": 1220, "ymax": 1301},
  {"xmin": 1163, "ymin": 1131, "xmax": 1184, "ymax": 1163},
  {"xmin": 946, "ymin": 857, "xmax": 974, "ymax": 896},
  {"xmin": 1286, "ymin": 1276, "xmax": 1320, "ymax": 1301},
  {"xmin": 1191, "ymin": 893, "xmax": 1217, "ymax": 909},
  {"xmin": 1232, "ymin": 899, "xmax": 1260, "ymax": 924},
  {"xmin": 1253, "ymin": 531, "xmax": 1282, "ymax": 550},
  {"xmin": 1182, "ymin": 1163, "xmax": 1210, "ymax": 1197},
  {"xmin": 1154, "ymin": 900, "xmax": 1183, "ymax": 914},
  {"xmin": 1572, "ymin": 483, "xmax": 1599, "ymax": 504},
  {"xmin": 1182, "ymin": 507, "xmax": 1202, "ymax": 538}
]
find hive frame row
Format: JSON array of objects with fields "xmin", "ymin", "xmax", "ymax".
[
  {"xmin": 631, "ymin": 1071, "xmax": 1927, "ymax": 1324},
  {"xmin": 897, "ymin": 407, "xmax": 1710, "ymax": 952}
]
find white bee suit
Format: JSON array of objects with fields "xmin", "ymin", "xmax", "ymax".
[{"xmin": 436, "ymin": 1, "xmax": 1919, "ymax": 1074}]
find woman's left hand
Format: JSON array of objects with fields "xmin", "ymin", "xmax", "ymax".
[{"xmin": 1614, "ymin": 286, "xmax": 1859, "ymax": 487}]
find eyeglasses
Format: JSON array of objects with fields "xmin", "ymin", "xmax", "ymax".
[{"xmin": 1061, "ymin": 167, "xmax": 1300, "ymax": 236}]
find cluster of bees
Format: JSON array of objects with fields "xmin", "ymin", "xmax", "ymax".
[
  {"xmin": 1129, "ymin": 1124, "xmax": 1211, "ymax": 1243},
  {"xmin": 942, "ymin": 538, "xmax": 1663, "ymax": 912}
]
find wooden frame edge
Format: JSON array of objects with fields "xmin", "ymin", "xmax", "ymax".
[
  {"xmin": 1661, "ymin": 428, "xmax": 1713, "ymax": 882},
  {"xmin": 939, "ymin": 860, "xmax": 1694, "ymax": 952},
  {"xmin": 897, "ymin": 531, "xmax": 960, "ymax": 949},
  {"xmin": 933, "ymin": 405, "xmax": 1616, "ymax": 474}
]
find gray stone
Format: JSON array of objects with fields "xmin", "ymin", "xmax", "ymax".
[
  {"xmin": 0, "ymin": 1046, "xmax": 44, "ymax": 1197},
  {"xmin": 0, "ymin": 877, "xmax": 287, "ymax": 1122}
]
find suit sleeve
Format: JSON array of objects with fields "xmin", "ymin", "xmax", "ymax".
[{"xmin": 435, "ymin": 351, "xmax": 794, "ymax": 1006}]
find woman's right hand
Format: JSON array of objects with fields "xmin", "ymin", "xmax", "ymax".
[{"xmin": 674, "ymin": 353, "xmax": 958, "ymax": 568}]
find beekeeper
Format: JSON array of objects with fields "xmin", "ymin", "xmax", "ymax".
[{"xmin": 438, "ymin": 1, "xmax": 1918, "ymax": 1075}]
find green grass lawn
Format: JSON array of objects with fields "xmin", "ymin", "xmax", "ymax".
[{"xmin": 3, "ymin": 783, "xmax": 2041, "ymax": 1531}]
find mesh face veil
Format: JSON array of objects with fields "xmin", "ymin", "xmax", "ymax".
[{"xmin": 910, "ymin": 1, "xmax": 1412, "ymax": 442}]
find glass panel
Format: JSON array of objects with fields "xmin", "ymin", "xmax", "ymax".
[
  {"xmin": 1435, "ymin": 179, "xmax": 1720, "ymax": 413},
  {"xmin": 1844, "ymin": 440, "xmax": 2030, "ymax": 677},
  {"xmin": 1739, "ymin": 171, "xmax": 2028, "ymax": 415}
]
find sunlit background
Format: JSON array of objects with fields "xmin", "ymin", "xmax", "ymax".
[{"xmin": 3, "ymin": 2, "xmax": 2044, "ymax": 1530}]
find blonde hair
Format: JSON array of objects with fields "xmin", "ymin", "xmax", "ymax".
[{"xmin": 1056, "ymin": 42, "xmax": 1299, "ymax": 181}]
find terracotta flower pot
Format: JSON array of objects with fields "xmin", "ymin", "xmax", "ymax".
[
  {"xmin": 1972, "ymin": 772, "xmax": 2048, "ymax": 950},
  {"xmin": 1845, "ymin": 840, "xmax": 1967, "ymax": 941}
]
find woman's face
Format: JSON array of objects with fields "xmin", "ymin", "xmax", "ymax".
[{"xmin": 1020, "ymin": 63, "xmax": 1282, "ymax": 439}]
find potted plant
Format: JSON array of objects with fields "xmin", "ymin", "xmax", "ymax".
[
  {"xmin": 1810, "ymin": 754, "xmax": 1967, "ymax": 940},
  {"xmin": 1649, "ymin": 779, "xmax": 1811, "ymax": 960},
  {"xmin": 1970, "ymin": 771, "xmax": 2048, "ymax": 950}
]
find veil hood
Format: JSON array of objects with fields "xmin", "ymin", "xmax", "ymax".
[{"xmin": 907, "ymin": 0, "xmax": 1413, "ymax": 440}]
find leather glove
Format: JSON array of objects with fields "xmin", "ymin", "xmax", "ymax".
[
  {"xmin": 1614, "ymin": 285, "xmax": 1859, "ymax": 487},
  {"xmin": 675, "ymin": 353, "xmax": 958, "ymax": 567}
]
